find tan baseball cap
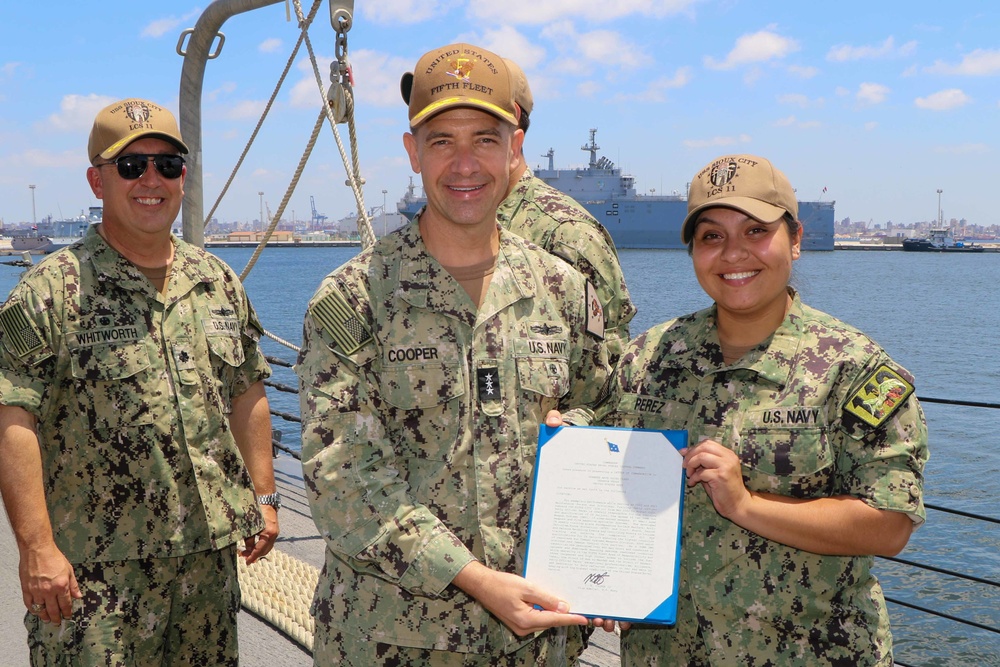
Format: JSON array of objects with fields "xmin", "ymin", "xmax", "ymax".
[
  {"xmin": 681, "ymin": 155, "xmax": 798, "ymax": 243},
  {"xmin": 88, "ymin": 98, "xmax": 189, "ymax": 164},
  {"xmin": 400, "ymin": 43, "xmax": 518, "ymax": 128},
  {"xmin": 502, "ymin": 58, "xmax": 533, "ymax": 116}
]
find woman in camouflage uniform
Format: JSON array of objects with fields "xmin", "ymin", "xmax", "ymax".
[{"xmin": 572, "ymin": 154, "xmax": 928, "ymax": 666}]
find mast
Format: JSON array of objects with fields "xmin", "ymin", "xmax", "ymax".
[
  {"xmin": 177, "ymin": 0, "xmax": 285, "ymax": 247},
  {"xmin": 581, "ymin": 128, "xmax": 600, "ymax": 168}
]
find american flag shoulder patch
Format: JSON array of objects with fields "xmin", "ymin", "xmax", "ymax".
[
  {"xmin": 311, "ymin": 289, "xmax": 373, "ymax": 355},
  {"xmin": 0, "ymin": 302, "xmax": 47, "ymax": 359}
]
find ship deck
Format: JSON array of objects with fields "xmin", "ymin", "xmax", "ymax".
[{"xmin": 0, "ymin": 453, "xmax": 620, "ymax": 666}]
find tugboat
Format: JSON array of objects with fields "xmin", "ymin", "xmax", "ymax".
[{"xmin": 901, "ymin": 228, "xmax": 985, "ymax": 252}]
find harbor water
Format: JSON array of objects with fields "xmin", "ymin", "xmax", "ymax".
[{"xmin": 1, "ymin": 245, "xmax": 996, "ymax": 665}]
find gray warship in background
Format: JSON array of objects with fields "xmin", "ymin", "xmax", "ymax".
[{"xmin": 398, "ymin": 129, "xmax": 835, "ymax": 251}]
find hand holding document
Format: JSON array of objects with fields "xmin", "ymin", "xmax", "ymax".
[{"xmin": 523, "ymin": 424, "xmax": 687, "ymax": 625}]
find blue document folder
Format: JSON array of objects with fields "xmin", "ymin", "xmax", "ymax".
[{"xmin": 523, "ymin": 424, "xmax": 688, "ymax": 625}]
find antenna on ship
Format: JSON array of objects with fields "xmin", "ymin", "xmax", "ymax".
[
  {"xmin": 542, "ymin": 148, "xmax": 554, "ymax": 171},
  {"xmin": 582, "ymin": 128, "xmax": 600, "ymax": 168}
]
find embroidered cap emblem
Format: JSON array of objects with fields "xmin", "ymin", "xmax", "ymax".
[
  {"xmin": 447, "ymin": 58, "xmax": 474, "ymax": 82},
  {"xmin": 125, "ymin": 101, "xmax": 151, "ymax": 125}
]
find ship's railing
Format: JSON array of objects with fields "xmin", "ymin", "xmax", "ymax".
[{"xmin": 261, "ymin": 356, "xmax": 1000, "ymax": 664}]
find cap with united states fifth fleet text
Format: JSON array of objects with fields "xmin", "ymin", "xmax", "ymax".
[
  {"xmin": 87, "ymin": 98, "xmax": 189, "ymax": 164},
  {"xmin": 399, "ymin": 43, "xmax": 518, "ymax": 128},
  {"xmin": 681, "ymin": 154, "xmax": 798, "ymax": 244}
]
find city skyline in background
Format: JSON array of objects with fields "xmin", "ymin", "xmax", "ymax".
[{"xmin": 4, "ymin": 1, "xmax": 1000, "ymax": 232}]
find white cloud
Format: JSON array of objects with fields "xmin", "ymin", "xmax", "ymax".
[
  {"xmin": 360, "ymin": 0, "xmax": 448, "ymax": 25},
  {"xmin": 788, "ymin": 65, "xmax": 818, "ymax": 78},
  {"xmin": 864, "ymin": 121, "xmax": 878, "ymax": 130},
  {"xmin": 576, "ymin": 80, "xmax": 601, "ymax": 98},
  {"xmin": 259, "ymin": 38, "xmax": 283, "ymax": 54},
  {"xmin": 9, "ymin": 148, "xmax": 83, "ymax": 169},
  {"xmin": 704, "ymin": 28, "xmax": 800, "ymax": 70},
  {"xmin": 206, "ymin": 82, "xmax": 238, "ymax": 103},
  {"xmin": 141, "ymin": 9, "xmax": 202, "ymax": 39},
  {"xmin": 468, "ymin": 0, "xmax": 701, "ymax": 25},
  {"xmin": 613, "ymin": 67, "xmax": 692, "ymax": 102},
  {"xmin": 773, "ymin": 115, "xmax": 821, "ymax": 129},
  {"xmin": 291, "ymin": 50, "xmax": 413, "ymax": 110},
  {"xmin": 43, "ymin": 94, "xmax": 117, "ymax": 132},
  {"xmin": 2, "ymin": 62, "xmax": 21, "ymax": 78},
  {"xmin": 682, "ymin": 134, "xmax": 752, "ymax": 149},
  {"xmin": 538, "ymin": 22, "xmax": 653, "ymax": 71},
  {"xmin": 856, "ymin": 82, "xmax": 890, "ymax": 106},
  {"xmin": 826, "ymin": 36, "xmax": 917, "ymax": 62},
  {"xmin": 778, "ymin": 93, "xmax": 812, "ymax": 108},
  {"xmin": 474, "ymin": 26, "xmax": 547, "ymax": 70},
  {"xmin": 225, "ymin": 100, "xmax": 267, "ymax": 121},
  {"xmin": 925, "ymin": 49, "xmax": 1000, "ymax": 76},
  {"xmin": 915, "ymin": 89, "xmax": 971, "ymax": 111}
]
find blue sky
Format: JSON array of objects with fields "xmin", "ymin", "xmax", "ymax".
[{"xmin": 2, "ymin": 1, "xmax": 999, "ymax": 231}]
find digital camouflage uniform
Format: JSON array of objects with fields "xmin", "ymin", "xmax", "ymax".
[
  {"xmin": 580, "ymin": 290, "xmax": 928, "ymax": 667},
  {"xmin": 0, "ymin": 226, "xmax": 271, "ymax": 664},
  {"xmin": 297, "ymin": 217, "xmax": 610, "ymax": 665},
  {"xmin": 498, "ymin": 168, "xmax": 635, "ymax": 366}
]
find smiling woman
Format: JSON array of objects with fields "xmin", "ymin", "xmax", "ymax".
[{"xmin": 588, "ymin": 153, "xmax": 929, "ymax": 667}]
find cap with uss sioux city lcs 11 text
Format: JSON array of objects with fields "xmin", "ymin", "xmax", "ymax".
[
  {"xmin": 88, "ymin": 98, "xmax": 189, "ymax": 164},
  {"xmin": 400, "ymin": 43, "xmax": 518, "ymax": 128},
  {"xmin": 681, "ymin": 155, "xmax": 798, "ymax": 244}
]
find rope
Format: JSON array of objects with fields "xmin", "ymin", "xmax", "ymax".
[
  {"xmin": 205, "ymin": 0, "xmax": 325, "ymax": 231},
  {"xmin": 293, "ymin": 0, "xmax": 376, "ymax": 248},
  {"xmin": 238, "ymin": 548, "xmax": 319, "ymax": 651}
]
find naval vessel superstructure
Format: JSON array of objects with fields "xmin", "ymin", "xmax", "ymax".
[{"xmin": 399, "ymin": 129, "xmax": 835, "ymax": 251}]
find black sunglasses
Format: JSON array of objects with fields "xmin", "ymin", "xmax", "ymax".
[{"xmin": 97, "ymin": 154, "xmax": 185, "ymax": 180}]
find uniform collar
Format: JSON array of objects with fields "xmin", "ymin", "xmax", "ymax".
[
  {"xmin": 83, "ymin": 225, "xmax": 216, "ymax": 297},
  {"xmin": 665, "ymin": 288, "xmax": 803, "ymax": 387},
  {"xmin": 394, "ymin": 214, "xmax": 537, "ymax": 322},
  {"xmin": 496, "ymin": 166, "xmax": 535, "ymax": 224}
]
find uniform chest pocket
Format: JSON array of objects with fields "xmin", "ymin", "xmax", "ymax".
[
  {"xmin": 516, "ymin": 357, "xmax": 570, "ymax": 398},
  {"xmin": 69, "ymin": 342, "xmax": 152, "ymax": 429},
  {"xmin": 70, "ymin": 341, "xmax": 150, "ymax": 381},
  {"xmin": 735, "ymin": 427, "xmax": 835, "ymax": 497},
  {"xmin": 382, "ymin": 362, "xmax": 465, "ymax": 461}
]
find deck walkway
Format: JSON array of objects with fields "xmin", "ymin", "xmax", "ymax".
[{"xmin": 1, "ymin": 453, "xmax": 619, "ymax": 665}]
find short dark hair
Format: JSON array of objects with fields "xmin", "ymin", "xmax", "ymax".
[{"xmin": 518, "ymin": 110, "xmax": 530, "ymax": 135}]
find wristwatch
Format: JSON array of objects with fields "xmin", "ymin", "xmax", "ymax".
[{"xmin": 256, "ymin": 492, "xmax": 281, "ymax": 510}]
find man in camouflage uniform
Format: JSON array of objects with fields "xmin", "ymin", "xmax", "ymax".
[
  {"xmin": 0, "ymin": 98, "xmax": 279, "ymax": 666},
  {"xmin": 498, "ymin": 58, "xmax": 635, "ymax": 366},
  {"xmin": 571, "ymin": 154, "xmax": 929, "ymax": 666},
  {"xmin": 298, "ymin": 44, "xmax": 610, "ymax": 666}
]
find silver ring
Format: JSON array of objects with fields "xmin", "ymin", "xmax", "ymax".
[{"xmin": 29, "ymin": 603, "xmax": 43, "ymax": 613}]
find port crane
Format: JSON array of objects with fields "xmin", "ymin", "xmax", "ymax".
[{"xmin": 310, "ymin": 196, "xmax": 328, "ymax": 230}]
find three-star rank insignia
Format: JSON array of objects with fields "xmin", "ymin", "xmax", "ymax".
[
  {"xmin": 844, "ymin": 364, "xmax": 914, "ymax": 427},
  {"xmin": 477, "ymin": 366, "xmax": 501, "ymax": 408}
]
